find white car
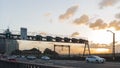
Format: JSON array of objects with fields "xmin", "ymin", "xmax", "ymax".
[
  {"xmin": 41, "ymin": 56, "xmax": 50, "ymax": 60},
  {"xmin": 85, "ymin": 55, "xmax": 105, "ymax": 63}
]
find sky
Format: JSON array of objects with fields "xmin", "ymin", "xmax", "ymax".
[{"xmin": 0, "ymin": 0, "xmax": 120, "ymax": 44}]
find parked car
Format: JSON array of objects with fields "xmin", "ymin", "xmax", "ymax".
[
  {"xmin": 7, "ymin": 56, "xmax": 17, "ymax": 62},
  {"xmin": 26, "ymin": 55, "xmax": 36, "ymax": 60},
  {"xmin": 85, "ymin": 55, "xmax": 105, "ymax": 63},
  {"xmin": 41, "ymin": 56, "xmax": 50, "ymax": 60}
]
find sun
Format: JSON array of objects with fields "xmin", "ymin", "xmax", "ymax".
[{"xmin": 88, "ymin": 28, "xmax": 118, "ymax": 44}]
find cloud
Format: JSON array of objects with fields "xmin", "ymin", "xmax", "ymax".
[
  {"xmin": 89, "ymin": 19, "xmax": 108, "ymax": 30},
  {"xmin": 71, "ymin": 32, "xmax": 80, "ymax": 37},
  {"xmin": 72, "ymin": 14, "xmax": 120, "ymax": 31},
  {"xmin": 89, "ymin": 19, "xmax": 120, "ymax": 31},
  {"xmin": 73, "ymin": 14, "xmax": 89, "ymax": 25},
  {"xmin": 118, "ymin": 6, "xmax": 120, "ymax": 9},
  {"xmin": 109, "ymin": 20, "xmax": 120, "ymax": 30},
  {"xmin": 44, "ymin": 13, "xmax": 51, "ymax": 17},
  {"xmin": 43, "ymin": 13, "xmax": 53, "ymax": 23},
  {"xmin": 115, "ymin": 13, "xmax": 120, "ymax": 19},
  {"xmin": 39, "ymin": 32, "xmax": 47, "ymax": 35},
  {"xmin": 59, "ymin": 5, "xmax": 79, "ymax": 21},
  {"xmin": 99, "ymin": 0, "xmax": 119, "ymax": 9}
]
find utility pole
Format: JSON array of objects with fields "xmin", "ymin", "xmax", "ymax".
[{"xmin": 107, "ymin": 30, "xmax": 115, "ymax": 60}]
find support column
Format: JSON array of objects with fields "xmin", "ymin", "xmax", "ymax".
[
  {"xmin": 83, "ymin": 42, "xmax": 90, "ymax": 56},
  {"xmin": 68, "ymin": 46, "xmax": 70, "ymax": 57}
]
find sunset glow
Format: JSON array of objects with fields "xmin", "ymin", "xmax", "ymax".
[
  {"xmin": 95, "ymin": 48, "xmax": 110, "ymax": 53},
  {"xmin": 0, "ymin": 0, "xmax": 120, "ymax": 55}
]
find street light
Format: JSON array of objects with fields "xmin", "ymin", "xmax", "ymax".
[{"xmin": 107, "ymin": 30, "xmax": 115, "ymax": 60}]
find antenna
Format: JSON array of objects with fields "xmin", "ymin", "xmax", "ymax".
[{"xmin": 7, "ymin": 26, "xmax": 10, "ymax": 30}]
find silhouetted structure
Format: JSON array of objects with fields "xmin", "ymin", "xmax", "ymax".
[
  {"xmin": 35, "ymin": 35, "xmax": 42, "ymax": 41},
  {"xmin": 46, "ymin": 36, "xmax": 53, "ymax": 41},
  {"xmin": 71, "ymin": 38, "xmax": 78, "ymax": 43},
  {"xmin": 21, "ymin": 28, "xmax": 27, "ymax": 40},
  {"xmin": 83, "ymin": 41, "xmax": 91, "ymax": 56},
  {"xmin": 0, "ymin": 28, "xmax": 91, "ymax": 56},
  {"xmin": 55, "ymin": 37, "xmax": 62, "ymax": 42},
  {"xmin": 64, "ymin": 37, "xmax": 70, "ymax": 42},
  {"xmin": 0, "ymin": 28, "xmax": 19, "ymax": 55}
]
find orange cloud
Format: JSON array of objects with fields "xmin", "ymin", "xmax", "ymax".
[
  {"xmin": 71, "ymin": 32, "xmax": 80, "ymax": 37},
  {"xmin": 39, "ymin": 32, "xmax": 47, "ymax": 35},
  {"xmin": 59, "ymin": 5, "xmax": 79, "ymax": 21},
  {"xmin": 109, "ymin": 20, "xmax": 120, "ymax": 30},
  {"xmin": 89, "ymin": 19, "xmax": 108, "ymax": 30},
  {"xmin": 73, "ymin": 14, "xmax": 89, "ymax": 25},
  {"xmin": 99, "ymin": 0, "xmax": 120, "ymax": 9},
  {"xmin": 72, "ymin": 15, "xmax": 120, "ymax": 31}
]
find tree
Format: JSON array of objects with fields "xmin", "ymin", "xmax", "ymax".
[
  {"xmin": 11, "ymin": 49, "xmax": 22, "ymax": 55},
  {"xmin": 43, "ymin": 48, "xmax": 59, "ymax": 57},
  {"xmin": 22, "ymin": 48, "xmax": 42, "ymax": 57},
  {"xmin": 30, "ymin": 48, "xmax": 41, "ymax": 52},
  {"xmin": 30, "ymin": 48, "xmax": 42, "ymax": 55}
]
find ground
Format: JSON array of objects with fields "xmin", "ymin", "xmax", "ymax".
[{"xmin": 16, "ymin": 58, "xmax": 120, "ymax": 68}]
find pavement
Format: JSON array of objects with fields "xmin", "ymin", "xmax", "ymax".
[
  {"xmin": 17, "ymin": 58, "xmax": 120, "ymax": 68},
  {"xmin": 43, "ymin": 60, "xmax": 120, "ymax": 68},
  {"xmin": 1, "ymin": 57, "xmax": 120, "ymax": 68}
]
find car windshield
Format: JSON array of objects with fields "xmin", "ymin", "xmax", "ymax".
[
  {"xmin": 87, "ymin": 56, "xmax": 100, "ymax": 58},
  {"xmin": 94, "ymin": 56, "xmax": 100, "ymax": 58}
]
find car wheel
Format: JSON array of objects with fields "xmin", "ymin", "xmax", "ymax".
[
  {"xmin": 86, "ymin": 60, "xmax": 89, "ymax": 63},
  {"xmin": 101, "ymin": 60, "xmax": 104, "ymax": 63},
  {"xmin": 96, "ymin": 60, "xmax": 99, "ymax": 63}
]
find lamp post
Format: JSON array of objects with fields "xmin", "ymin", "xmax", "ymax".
[{"xmin": 107, "ymin": 30, "xmax": 115, "ymax": 60}]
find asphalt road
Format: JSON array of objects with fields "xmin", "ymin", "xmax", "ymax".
[
  {"xmin": 9, "ymin": 58, "xmax": 120, "ymax": 68},
  {"xmin": 1, "ymin": 56, "xmax": 120, "ymax": 68},
  {"xmin": 22, "ymin": 59, "xmax": 120, "ymax": 68},
  {"xmin": 47, "ymin": 60, "xmax": 120, "ymax": 68}
]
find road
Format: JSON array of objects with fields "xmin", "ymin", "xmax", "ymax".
[
  {"xmin": 1, "ymin": 57, "xmax": 120, "ymax": 68},
  {"xmin": 45, "ymin": 60, "xmax": 120, "ymax": 68},
  {"xmin": 16, "ymin": 58, "xmax": 120, "ymax": 68},
  {"xmin": 54, "ymin": 60, "xmax": 120, "ymax": 68}
]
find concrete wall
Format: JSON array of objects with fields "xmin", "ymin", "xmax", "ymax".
[
  {"xmin": 0, "ymin": 39, "xmax": 6, "ymax": 53},
  {"xmin": 0, "ymin": 39, "xmax": 19, "ymax": 55}
]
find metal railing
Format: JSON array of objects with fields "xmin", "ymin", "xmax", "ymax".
[{"xmin": 0, "ymin": 60, "xmax": 59, "ymax": 68}]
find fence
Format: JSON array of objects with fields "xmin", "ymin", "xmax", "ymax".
[{"xmin": 0, "ymin": 60, "xmax": 60, "ymax": 68}]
